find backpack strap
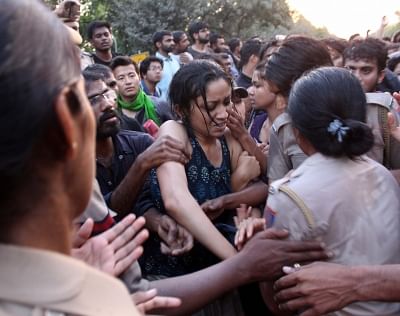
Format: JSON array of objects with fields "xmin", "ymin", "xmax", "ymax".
[{"xmin": 279, "ymin": 185, "xmax": 316, "ymax": 229}]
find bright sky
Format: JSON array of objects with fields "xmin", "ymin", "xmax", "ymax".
[{"xmin": 287, "ymin": 0, "xmax": 400, "ymax": 39}]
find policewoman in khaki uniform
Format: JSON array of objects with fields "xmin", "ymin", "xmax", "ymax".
[
  {"xmin": 266, "ymin": 68, "xmax": 400, "ymax": 315},
  {"xmin": 264, "ymin": 36, "xmax": 333, "ymax": 183},
  {"xmin": 265, "ymin": 37, "xmax": 400, "ymax": 184},
  {"xmin": 0, "ymin": 1, "xmax": 140, "ymax": 315}
]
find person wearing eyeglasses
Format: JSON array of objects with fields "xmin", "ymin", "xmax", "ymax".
[{"xmin": 139, "ymin": 56, "xmax": 164, "ymax": 98}]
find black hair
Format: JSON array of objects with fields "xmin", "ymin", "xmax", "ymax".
[
  {"xmin": 152, "ymin": 30, "xmax": 172, "ymax": 48},
  {"xmin": 169, "ymin": 60, "xmax": 232, "ymax": 129},
  {"xmin": 0, "ymin": 0, "xmax": 81, "ymax": 206},
  {"xmin": 265, "ymin": 36, "xmax": 332, "ymax": 97},
  {"xmin": 288, "ymin": 67, "xmax": 373, "ymax": 159},
  {"xmin": 172, "ymin": 30, "xmax": 185, "ymax": 44},
  {"xmin": 254, "ymin": 62, "xmax": 268, "ymax": 80},
  {"xmin": 260, "ymin": 40, "xmax": 279, "ymax": 61},
  {"xmin": 239, "ymin": 39, "xmax": 262, "ymax": 69},
  {"xmin": 139, "ymin": 56, "xmax": 164, "ymax": 77},
  {"xmin": 388, "ymin": 54, "xmax": 400, "ymax": 72},
  {"xmin": 392, "ymin": 30, "xmax": 400, "ymax": 43},
  {"xmin": 87, "ymin": 20, "xmax": 111, "ymax": 39},
  {"xmin": 343, "ymin": 38, "xmax": 388, "ymax": 72},
  {"xmin": 82, "ymin": 70, "xmax": 104, "ymax": 93},
  {"xmin": 109, "ymin": 55, "xmax": 139, "ymax": 74},
  {"xmin": 321, "ymin": 38, "xmax": 348, "ymax": 54},
  {"xmin": 83, "ymin": 63, "xmax": 112, "ymax": 79},
  {"xmin": 188, "ymin": 21, "xmax": 209, "ymax": 41},
  {"xmin": 228, "ymin": 37, "xmax": 241, "ymax": 53},
  {"xmin": 210, "ymin": 33, "xmax": 223, "ymax": 46}
]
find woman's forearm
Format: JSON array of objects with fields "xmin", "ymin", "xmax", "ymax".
[{"xmin": 164, "ymin": 193, "xmax": 236, "ymax": 260}]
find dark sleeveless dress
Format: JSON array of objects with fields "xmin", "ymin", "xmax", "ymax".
[{"xmin": 139, "ymin": 135, "xmax": 236, "ymax": 277}]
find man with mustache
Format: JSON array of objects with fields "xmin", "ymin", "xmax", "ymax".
[{"xmin": 83, "ymin": 71, "xmax": 193, "ymax": 255}]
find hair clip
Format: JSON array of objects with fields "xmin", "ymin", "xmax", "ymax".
[{"xmin": 327, "ymin": 119, "xmax": 349, "ymax": 143}]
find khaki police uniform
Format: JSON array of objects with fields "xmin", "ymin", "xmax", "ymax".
[
  {"xmin": 266, "ymin": 153, "xmax": 400, "ymax": 316},
  {"xmin": 267, "ymin": 93, "xmax": 400, "ymax": 183},
  {"xmin": 0, "ymin": 244, "xmax": 141, "ymax": 316},
  {"xmin": 267, "ymin": 112, "xmax": 307, "ymax": 183},
  {"xmin": 366, "ymin": 92, "xmax": 400, "ymax": 169}
]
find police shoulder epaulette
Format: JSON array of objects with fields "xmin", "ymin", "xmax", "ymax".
[
  {"xmin": 268, "ymin": 176, "xmax": 290, "ymax": 195},
  {"xmin": 366, "ymin": 92, "xmax": 394, "ymax": 111},
  {"xmin": 272, "ymin": 112, "xmax": 291, "ymax": 133}
]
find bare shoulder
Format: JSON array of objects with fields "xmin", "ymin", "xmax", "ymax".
[{"xmin": 159, "ymin": 120, "xmax": 188, "ymax": 141}]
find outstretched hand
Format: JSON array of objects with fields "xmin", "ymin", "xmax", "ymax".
[{"xmin": 72, "ymin": 214, "xmax": 148, "ymax": 276}]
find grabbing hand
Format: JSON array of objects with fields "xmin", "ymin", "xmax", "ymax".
[
  {"xmin": 227, "ymin": 108, "xmax": 247, "ymax": 141},
  {"xmin": 274, "ymin": 262, "xmax": 353, "ymax": 316},
  {"xmin": 240, "ymin": 229, "xmax": 331, "ymax": 282},
  {"xmin": 235, "ymin": 150, "xmax": 261, "ymax": 182},
  {"xmin": 72, "ymin": 214, "xmax": 148, "ymax": 276},
  {"xmin": 132, "ymin": 288, "xmax": 181, "ymax": 314},
  {"xmin": 234, "ymin": 217, "xmax": 266, "ymax": 250},
  {"xmin": 141, "ymin": 135, "xmax": 191, "ymax": 171},
  {"xmin": 201, "ymin": 196, "xmax": 226, "ymax": 220},
  {"xmin": 233, "ymin": 203, "xmax": 252, "ymax": 228},
  {"xmin": 158, "ymin": 215, "xmax": 194, "ymax": 256}
]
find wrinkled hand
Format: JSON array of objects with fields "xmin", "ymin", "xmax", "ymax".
[
  {"xmin": 235, "ymin": 217, "xmax": 266, "ymax": 250},
  {"xmin": 239, "ymin": 229, "xmax": 330, "ymax": 282},
  {"xmin": 71, "ymin": 214, "xmax": 148, "ymax": 276},
  {"xmin": 158, "ymin": 215, "xmax": 194, "ymax": 256},
  {"xmin": 274, "ymin": 262, "xmax": 354, "ymax": 316},
  {"xmin": 132, "ymin": 288, "xmax": 181, "ymax": 314},
  {"xmin": 141, "ymin": 135, "xmax": 191, "ymax": 170},
  {"xmin": 201, "ymin": 196, "xmax": 226, "ymax": 220},
  {"xmin": 227, "ymin": 108, "xmax": 248, "ymax": 141},
  {"xmin": 233, "ymin": 204, "xmax": 252, "ymax": 228}
]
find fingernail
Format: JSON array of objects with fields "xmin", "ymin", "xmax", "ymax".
[
  {"xmin": 282, "ymin": 266, "xmax": 294, "ymax": 274},
  {"xmin": 327, "ymin": 251, "xmax": 334, "ymax": 258}
]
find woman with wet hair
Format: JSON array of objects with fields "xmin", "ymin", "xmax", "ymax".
[
  {"xmin": 142, "ymin": 60, "xmax": 265, "ymax": 275},
  {"xmin": 0, "ymin": 0, "xmax": 140, "ymax": 314}
]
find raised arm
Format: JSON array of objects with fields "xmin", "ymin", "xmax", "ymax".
[{"xmin": 156, "ymin": 121, "xmax": 236, "ymax": 260}]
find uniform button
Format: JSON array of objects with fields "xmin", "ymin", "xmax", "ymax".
[
  {"xmin": 118, "ymin": 155, "xmax": 123, "ymax": 160},
  {"xmin": 107, "ymin": 181, "xmax": 113, "ymax": 186}
]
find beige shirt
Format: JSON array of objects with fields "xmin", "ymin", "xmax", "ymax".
[
  {"xmin": 267, "ymin": 112, "xmax": 307, "ymax": 183},
  {"xmin": 267, "ymin": 93, "xmax": 400, "ymax": 183},
  {"xmin": 267, "ymin": 153, "xmax": 400, "ymax": 316},
  {"xmin": 0, "ymin": 244, "xmax": 141, "ymax": 316}
]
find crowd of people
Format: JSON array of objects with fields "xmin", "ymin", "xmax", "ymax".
[{"xmin": 2, "ymin": 0, "xmax": 400, "ymax": 315}]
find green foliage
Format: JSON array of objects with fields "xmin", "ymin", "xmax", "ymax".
[
  {"xmin": 46, "ymin": 0, "xmax": 332, "ymax": 54},
  {"xmin": 106, "ymin": 0, "xmax": 293, "ymax": 54}
]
